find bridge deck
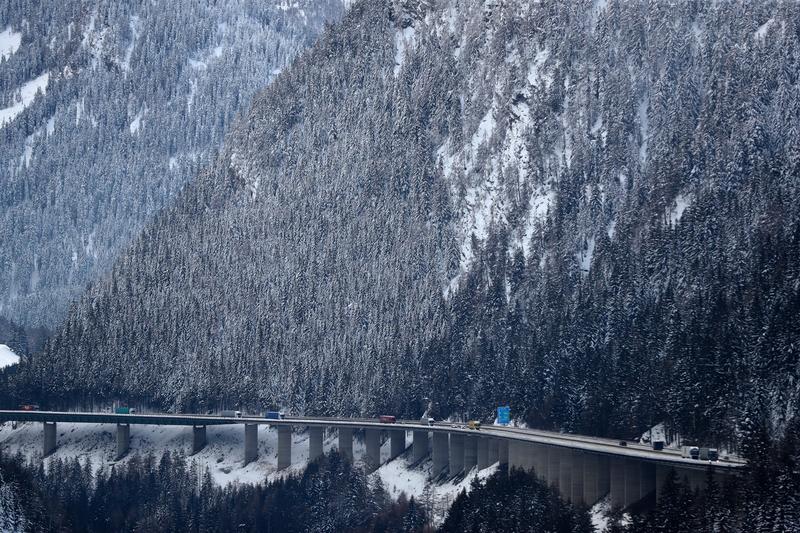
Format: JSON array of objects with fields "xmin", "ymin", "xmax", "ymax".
[{"xmin": 0, "ymin": 410, "xmax": 744, "ymax": 472}]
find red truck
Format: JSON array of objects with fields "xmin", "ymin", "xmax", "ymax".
[{"xmin": 379, "ymin": 415, "xmax": 396, "ymax": 423}]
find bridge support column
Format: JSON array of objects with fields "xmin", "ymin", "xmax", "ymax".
[
  {"xmin": 640, "ymin": 461, "xmax": 656, "ymax": 501},
  {"xmin": 43, "ymin": 422, "xmax": 57, "ymax": 457},
  {"xmin": 507, "ymin": 440, "xmax": 520, "ymax": 470},
  {"xmin": 477, "ymin": 437, "xmax": 490, "ymax": 469},
  {"xmin": 655, "ymin": 465, "xmax": 670, "ymax": 501},
  {"xmin": 412, "ymin": 431, "xmax": 429, "ymax": 463},
  {"xmin": 192, "ymin": 425, "xmax": 207, "ymax": 455},
  {"xmin": 464, "ymin": 435, "xmax": 478, "ymax": 471},
  {"xmin": 449, "ymin": 433, "xmax": 464, "ymax": 474},
  {"xmin": 116, "ymin": 423, "xmax": 130, "ymax": 460},
  {"xmin": 308, "ymin": 426, "xmax": 324, "ymax": 462},
  {"xmin": 389, "ymin": 430, "xmax": 405, "ymax": 459},
  {"xmin": 624, "ymin": 459, "xmax": 641, "ymax": 507},
  {"xmin": 338, "ymin": 428, "xmax": 353, "ymax": 461},
  {"xmin": 277, "ymin": 426, "xmax": 292, "ymax": 470},
  {"xmin": 244, "ymin": 424, "xmax": 258, "ymax": 465},
  {"xmin": 364, "ymin": 429, "xmax": 381, "ymax": 472},
  {"xmin": 531, "ymin": 443, "xmax": 547, "ymax": 480},
  {"xmin": 583, "ymin": 453, "xmax": 609, "ymax": 505},
  {"xmin": 546, "ymin": 446, "xmax": 561, "ymax": 488},
  {"xmin": 488, "ymin": 438, "xmax": 499, "ymax": 466},
  {"xmin": 570, "ymin": 451, "xmax": 585, "ymax": 506},
  {"xmin": 498, "ymin": 439, "xmax": 508, "ymax": 468},
  {"xmin": 432, "ymin": 432, "xmax": 449, "ymax": 476},
  {"xmin": 558, "ymin": 448, "xmax": 573, "ymax": 501},
  {"xmin": 610, "ymin": 457, "xmax": 627, "ymax": 508}
]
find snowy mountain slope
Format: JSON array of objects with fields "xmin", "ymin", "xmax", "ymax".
[
  {"xmin": 18, "ymin": 0, "xmax": 800, "ymax": 449},
  {"xmin": 0, "ymin": 0, "xmax": 345, "ymax": 327}
]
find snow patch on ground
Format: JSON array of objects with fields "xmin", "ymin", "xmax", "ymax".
[
  {"xmin": 121, "ymin": 15, "xmax": 140, "ymax": 72},
  {"xmin": 373, "ymin": 453, "xmax": 499, "ymax": 526},
  {"xmin": 522, "ymin": 189, "xmax": 555, "ymax": 258},
  {"xmin": 576, "ymin": 236, "xmax": 595, "ymax": 274},
  {"xmin": 0, "ymin": 422, "xmax": 367, "ymax": 487},
  {"xmin": 590, "ymin": 496, "xmax": 611, "ymax": 532},
  {"xmin": 527, "ymin": 48, "xmax": 551, "ymax": 89},
  {"xmin": 0, "ymin": 26, "xmax": 22, "ymax": 61},
  {"xmin": 129, "ymin": 107, "xmax": 145, "ymax": 135},
  {"xmin": 0, "ymin": 344, "xmax": 19, "ymax": 368},
  {"xmin": 0, "ymin": 73, "xmax": 50, "ymax": 128},
  {"xmin": 754, "ymin": 18, "xmax": 774, "ymax": 41},
  {"xmin": 637, "ymin": 96, "xmax": 649, "ymax": 165},
  {"xmin": 667, "ymin": 193, "xmax": 693, "ymax": 226},
  {"xmin": 394, "ymin": 25, "xmax": 416, "ymax": 77}
]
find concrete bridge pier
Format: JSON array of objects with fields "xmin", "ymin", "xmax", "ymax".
[
  {"xmin": 338, "ymin": 427, "xmax": 353, "ymax": 461},
  {"xmin": 43, "ymin": 422, "xmax": 57, "ymax": 456},
  {"xmin": 546, "ymin": 446, "xmax": 561, "ymax": 488},
  {"xmin": 583, "ymin": 453, "xmax": 610, "ymax": 505},
  {"xmin": 277, "ymin": 426, "xmax": 292, "ymax": 470},
  {"xmin": 431, "ymin": 432, "xmax": 449, "ymax": 476},
  {"xmin": 364, "ymin": 429, "xmax": 381, "ymax": 472},
  {"xmin": 570, "ymin": 451, "xmax": 585, "ymax": 505},
  {"xmin": 389, "ymin": 430, "xmax": 405, "ymax": 459},
  {"xmin": 531, "ymin": 443, "xmax": 547, "ymax": 479},
  {"xmin": 192, "ymin": 425, "xmax": 207, "ymax": 455},
  {"xmin": 558, "ymin": 449, "xmax": 574, "ymax": 501},
  {"xmin": 610, "ymin": 457, "xmax": 627, "ymax": 508},
  {"xmin": 449, "ymin": 433, "xmax": 465, "ymax": 474},
  {"xmin": 487, "ymin": 438, "xmax": 499, "ymax": 466},
  {"xmin": 308, "ymin": 426, "xmax": 324, "ymax": 462},
  {"xmin": 412, "ymin": 430, "xmax": 429, "ymax": 463},
  {"xmin": 498, "ymin": 439, "xmax": 509, "ymax": 468},
  {"xmin": 116, "ymin": 423, "xmax": 130, "ymax": 459},
  {"xmin": 464, "ymin": 435, "xmax": 478, "ymax": 471},
  {"xmin": 477, "ymin": 437, "xmax": 490, "ymax": 469},
  {"xmin": 244, "ymin": 424, "xmax": 258, "ymax": 465}
]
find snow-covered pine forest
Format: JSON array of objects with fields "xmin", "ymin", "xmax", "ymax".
[
  {"xmin": 0, "ymin": 0, "xmax": 345, "ymax": 327},
  {"xmin": 10, "ymin": 0, "xmax": 798, "ymax": 455}
]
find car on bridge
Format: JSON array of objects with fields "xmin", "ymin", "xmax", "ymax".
[{"xmin": 19, "ymin": 404, "xmax": 40, "ymax": 411}]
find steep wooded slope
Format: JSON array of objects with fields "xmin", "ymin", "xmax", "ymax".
[
  {"xmin": 22, "ymin": 0, "xmax": 800, "ymax": 446},
  {"xmin": 0, "ymin": 0, "xmax": 344, "ymax": 327}
]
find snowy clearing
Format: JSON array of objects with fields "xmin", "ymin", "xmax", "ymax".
[
  {"xmin": 0, "ymin": 26, "xmax": 22, "ymax": 61},
  {"xmin": 0, "ymin": 72, "xmax": 50, "ymax": 128},
  {"xmin": 0, "ymin": 344, "xmax": 20, "ymax": 368}
]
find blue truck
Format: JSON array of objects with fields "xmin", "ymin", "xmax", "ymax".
[{"xmin": 264, "ymin": 411, "xmax": 285, "ymax": 420}]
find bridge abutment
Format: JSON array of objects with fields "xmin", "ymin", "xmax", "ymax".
[
  {"xmin": 277, "ymin": 426, "xmax": 292, "ymax": 470},
  {"xmin": 338, "ymin": 427, "xmax": 353, "ymax": 461},
  {"xmin": 389, "ymin": 429, "xmax": 405, "ymax": 459},
  {"xmin": 116, "ymin": 423, "xmax": 130, "ymax": 459},
  {"xmin": 192, "ymin": 425, "xmax": 207, "ymax": 455},
  {"xmin": 412, "ymin": 430, "xmax": 429, "ymax": 463},
  {"xmin": 43, "ymin": 422, "xmax": 57, "ymax": 456},
  {"xmin": 244, "ymin": 424, "xmax": 258, "ymax": 465},
  {"xmin": 432, "ymin": 432, "xmax": 449, "ymax": 476},
  {"xmin": 308, "ymin": 426, "xmax": 324, "ymax": 461}
]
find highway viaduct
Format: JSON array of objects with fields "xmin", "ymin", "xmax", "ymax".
[{"xmin": 0, "ymin": 410, "xmax": 745, "ymax": 510}]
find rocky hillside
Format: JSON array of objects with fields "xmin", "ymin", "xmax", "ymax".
[{"xmin": 20, "ymin": 0, "xmax": 800, "ymax": 446}]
